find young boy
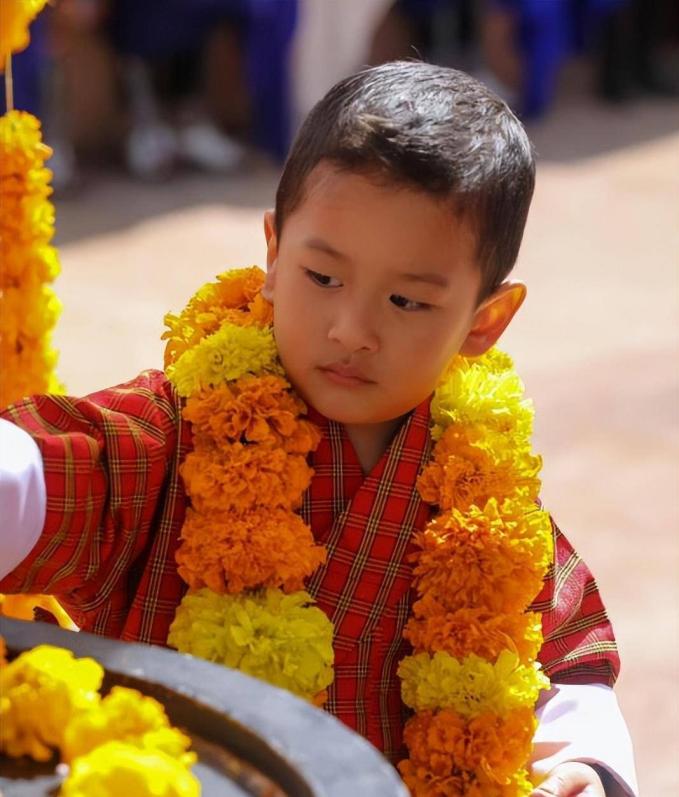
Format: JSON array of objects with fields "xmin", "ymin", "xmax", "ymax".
[{"xmin": 0, "ymin": 62, "xmax": 637, "ymax": 796}]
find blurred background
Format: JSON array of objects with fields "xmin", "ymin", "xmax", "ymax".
[{"xmin": 2, "ymin": 1, "xmax": 678, "ymax": 794}]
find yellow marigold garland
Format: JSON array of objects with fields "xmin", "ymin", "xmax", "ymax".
[
  {"xmin": 163, "ymin": 267, "xmax": 553, "ymax": 793},
  {"xmin": 0, "ymin": 109, "xmax": 62, "ymax": 408},
  {"xmin": 0, "ymin": 642, "xmax": 200, "ymax": 795}
]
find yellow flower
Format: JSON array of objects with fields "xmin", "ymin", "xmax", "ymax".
[
  {"xmin": 59, "ymin": 741, "xmax": 200, "ymax": 797},
  {"xmin": 431, "ymin": 351, "xmax": 533, "ymax": 442},
  {"xmin": 0, "ymin": 110, "xmax": 62, "ymax": 408},
  {"xmin": 0, "ymin": 645, "xmax": 102, "ymax": 760},
  {"xmin": 62, "ymin": 686, "xmax": 194, "ymax": 766},
  {"xmin": 0, "ymin": 0, "xmax": 48, "ymax": 64},
  {"xmin": 168, "ymin": 587, "xmax": 334, "ymax": 701},
  {"xmin": 399, "ymin": 649, "xmax": 549, "ymax": 716},
  {"xmin": 167, "ymin": 321, "xmax": 281, "ymax": 397},
  {"xmin": 163, "ymin": 266, "xmax": 270, "ymax": 366}
]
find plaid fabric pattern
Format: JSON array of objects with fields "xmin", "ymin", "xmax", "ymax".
[
  {"xmin": 0, "ymin": 371, "xmax": 191, "ymax": 644},
  {"xmin": 1, "ymin": 371, "xmax": 619, "ymax": 762}
]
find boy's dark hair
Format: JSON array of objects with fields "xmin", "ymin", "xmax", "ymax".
[{"xmin": 275, "ymin": 61, "xmax": 535, "ymax": 301}]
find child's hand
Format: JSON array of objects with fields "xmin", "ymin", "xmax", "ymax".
[{"xmin": 531, "ymin": 762, "xmax": 606, "ymax": 796}]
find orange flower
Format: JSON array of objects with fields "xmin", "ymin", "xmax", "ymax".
[
  {"xmin": 181, "ymin": 442, "xmax": 314, "ymax": 514},
  {"xmin": 404, "ymin": 603, "xmax": 543, "ymax": 665},
  {"xmin": 399, "ymin": 708, "xmax": 535, "ymax": 796},
  {"xmin": 417, "ymin": 427, "xmax": 541, "ymax": 512},
  {"xmin": 175, "ymin": 507, "xmax": 326, "ymax": 593},
  {"xmin": 410, "ymin": 499, "xmax": 552, "ymax": 615},
  {"xmin": 183, "ymin": 374, "xmax": 320, "ymax": 453},
  {"xmin": 163, "ymin": 267, "xmax": 271, "ymax": 366}
]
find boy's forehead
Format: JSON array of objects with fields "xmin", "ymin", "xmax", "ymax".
[{"xmin": 283, "ymin": 162, "xmax": 481, "ymax": 275}]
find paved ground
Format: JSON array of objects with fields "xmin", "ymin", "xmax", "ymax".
[{"xmin": 49, "ymin": 91, "xmax": 678, "ymax": 796}]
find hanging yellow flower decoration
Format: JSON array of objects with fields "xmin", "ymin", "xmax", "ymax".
[
  {"xmin": 0, "ymin": 109, "xmax": 62, "ymax": 407},
  {"xmin": 0, "ymin": 0, "xmax": 48, "ymax": 66}
]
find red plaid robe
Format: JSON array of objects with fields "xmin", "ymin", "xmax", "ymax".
[{"xmin": 0, "ymin": 371, "xmax": 619, "ymax": 761}]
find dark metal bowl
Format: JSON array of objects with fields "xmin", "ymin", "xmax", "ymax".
[{"xmin": 0, "ymin": 617, "xmax": 408, "ymax": 797}]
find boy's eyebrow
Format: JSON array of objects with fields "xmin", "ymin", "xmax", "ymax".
[
  {"xmin": 304, "ymin": 237, "xmax": 349, "ymax": 261},
  {"xmin": 304, "ymin": 238, "xmax": 449, "ymax": 288},
  {"xmin": 397, "ymin": 271, "xmax": 450, "ymax": 288}
]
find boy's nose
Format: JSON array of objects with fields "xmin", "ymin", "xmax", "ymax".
[{"xmin": 327, "ymin": 306, "xmax": 379, "ymax": 354}]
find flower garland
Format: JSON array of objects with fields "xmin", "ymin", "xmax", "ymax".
[
  {"xmin": 0, "ymin": 642, "xmax": 200, "ymax": 796},
  {"xmin": 164, "ymin": 268, "xmax": 334, "ymax": 703},
  {"xmin": 163, "ymin": 268, "xmax": 553, "ymax": 795},
  {"xmin": 0, "ymin": 0, "xmax": 68, "ymax": 633}
]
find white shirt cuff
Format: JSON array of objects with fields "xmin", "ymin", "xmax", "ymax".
[
  {"xmin": 532, "ymin": 683, "xmax": 639, "ymax": 797},
  {"xmin": 0, "ymin": 418, "xmax": 46, "ymax": 580}
]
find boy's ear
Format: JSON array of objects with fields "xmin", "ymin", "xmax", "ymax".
[
  {"xmin": 459, "ymin": 281, "xmax": 526, "ymax": 357},
  {"xmin": 262, "ymin": 209, "xmax": 278, "ymax": 300}
]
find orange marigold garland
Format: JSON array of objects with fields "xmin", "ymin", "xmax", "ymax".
[
  {"xmin": 165, "ymin": 268, "xmax": 334, "ymax": 703},
  {"xmin": 163, "ymin": 267, "xmax": 553, "ymax": 791},
  {"xmin": 397, "ymin": 354, "xmax": 553, "ymax": 795}
]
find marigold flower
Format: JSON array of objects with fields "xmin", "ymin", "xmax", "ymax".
[
  {"xmin": 175, "ymin": 506, "xmax": 326, "ymax": 594},
  {"xmin": 0, "ymin": 645, "xmax": 102, "ymax": 760},
  {"xmin": 163, "ymin": 267, "xmax": 270, "ymax": 366},
  {"xmin": 0, "ymin": 110, "xmax": 62, "ymax": 407},
  {"xmin": 431, "ymin": 353, "xmax": 533, "ymax": 443},
  {"xmin": 183, "ymin": 374, "xmax": 320, "ymax": 453},
  {"xmin": 399, "ymin": 708, "xmax": 536, "ymax": 796},
  {"xmin": 0, "ymin": 635, "xmax": 6, "ymax": 667},
  {"xmin": 0, "ymin": 0, "xmax": 48, "ymax": 65},
  {"xmin": 411, "ymin": 498, "xmax": 553, "ymax": 614},
  {"xmin": 181, "ymin": 442, "xmax": 314, "ymax": 514},
  {"xmin": 168, "ymin": 588, "xmax": 334, "ymax": 700},
  {"xmin": 59, "ymin": 741, "xmax": 200, "ymax": 797},
  {"xmin": 398, "ymin": 650, "xmax": 548, "ymax": 716},
  {"xmin": 417, "ymin": 426, "xmax": 541, "ymax": 512},
  {"xmin": 62, "ymin": 686, "xmax": 194, "ymax": 766},
  {"xmin": 404, "ymin": 605, "xmax": 543, "ymax": 665},
  {"xmin": 167, "ymin": 321, "xmax": 281, "ymax": 397}
]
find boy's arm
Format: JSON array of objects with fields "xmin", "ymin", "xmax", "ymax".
[
  {"xmin": 531, "ymin": 684, "xmax": 638, "ymax": 796},
  {"xmin": 529, "ymin": 520, "xmax": 638, "ymax": 796},
  {"xmin": 0, "ymin": 370, "xmax": 188, "ymax": 627},
  {"xmin": 0, "ymin": 419, "xmax": 46, "ymax": 578}
]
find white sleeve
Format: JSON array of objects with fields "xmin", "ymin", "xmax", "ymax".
[
  {"xmin": 532, "ymin": 683, "xmax": 639, "ymax": 797},
  {"xmin": 0, "ymin": 418, "xmax": 46, "ymax": 580}
]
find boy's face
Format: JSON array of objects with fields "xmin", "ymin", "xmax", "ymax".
[{"xmin": 264, "ymin": 162, "xmax": 519, "ymax": 425}]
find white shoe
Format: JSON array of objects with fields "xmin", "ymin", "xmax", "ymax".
[
  {"xmin": 126, "ymin": 123, "xmax": 178, "ymax": 180},
  {"xmin": 177, "ymin": 122, "xmax": 244, "ymax": 173}
]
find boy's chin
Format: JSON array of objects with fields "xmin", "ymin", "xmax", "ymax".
[{"xmin": 308, "ymin": 394, "xmax": 407, "ymax": 427}]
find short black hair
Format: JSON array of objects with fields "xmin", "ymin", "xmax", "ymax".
[{"xmin": 275, "ymin": 61, "xmax": 535, "ymax": 300}]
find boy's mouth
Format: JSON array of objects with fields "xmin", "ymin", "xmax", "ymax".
[{"xmin": 318, "ymin": 362, "xmax": 374, "ymax": 386}]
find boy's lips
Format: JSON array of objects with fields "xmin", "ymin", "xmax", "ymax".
[{"xmin": 318, "ymin": 362, "xmax": 374, "ymax": 386}]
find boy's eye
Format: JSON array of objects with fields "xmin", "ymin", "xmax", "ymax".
[
  {"xmin": 305, "ymin": 269, "xmax": 342, "ymax": 288},
  {"xmin": 390, "ymin": 294, "xmax": 430, "ymax": 311}
]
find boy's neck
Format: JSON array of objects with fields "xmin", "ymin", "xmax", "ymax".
[{"xmin": 344, "ymin": 416, "xmax": 406, "ymax": 474}]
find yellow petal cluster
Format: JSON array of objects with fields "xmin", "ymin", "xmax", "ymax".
[
  {"xmin": 0, "ymin": 0, "xmax": 48, "ymax": 65},
  {"xmin": 62, "ymin": 686, "xmax": 194, "ymax": 765},
  {"xmin": 0, "ymin": 645, "xmax": 102, "ymax": 760},
  {"xmin": 60, "ymin": 741, "xmax": 200, "ymax": 797},
  {"xmin": 0, "ymin": 642, "xmax": 201, "ymax": 792},
  {"xmin": 168, "ymin": 588, "xmax": 334, "ymax": 701},
  {"xmin": 400, "ymin": 348, "xmax": 552, "ymax": 795},
  {"xmin": 167, "ymin": 321, "xmax": 281, "ymax": 397},
  {"xmin": 0, "ymin": 110, "xmax": 62, "ymax": 408},
  {"xmin": 399, "ymin": 650, "xmax": 548, "ymax": 716}
]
